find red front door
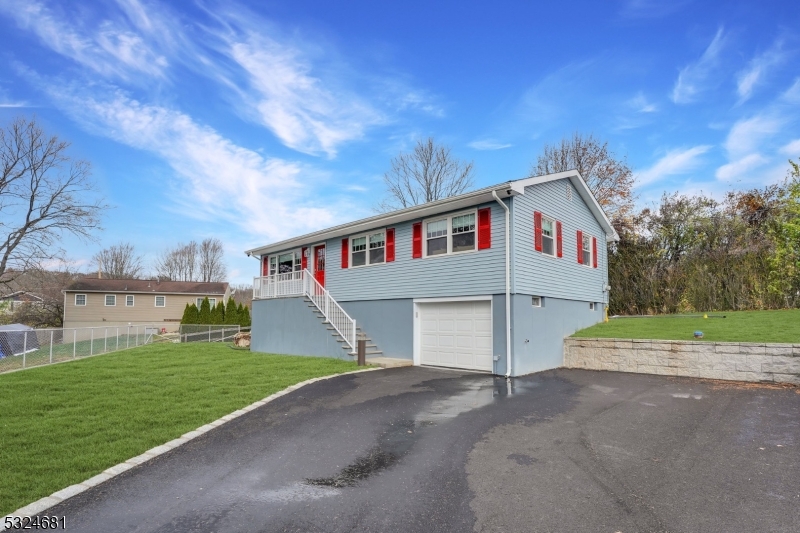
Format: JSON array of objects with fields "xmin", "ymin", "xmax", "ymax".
[{"xmin": 314, "ymin": 245, "xmax": 326, "ymax": 287}]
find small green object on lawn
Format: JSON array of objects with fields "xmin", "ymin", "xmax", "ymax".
[
  {"xmin": 572, "ymin": 309, "xmax": 800, "ymax": 343},
  {"xmin": 0, "ymin": 343, "xmax": 357, "ymax": 515}
]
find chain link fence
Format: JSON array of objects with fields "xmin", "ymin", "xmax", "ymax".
[
  {"xmin": 0, "ymin": 324, "xmax": 166, "ymax": 374},
  {"xmin": 178, "ymin": 325, "xmax": 244, "ymax": 343}
]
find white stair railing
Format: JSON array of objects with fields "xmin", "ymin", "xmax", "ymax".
[
  {"xmin": 302, "ymin": 269, "xmax": 357, "ymax": 352},
  {"xmin": 252, "ymin": 270, "xmax": 357, "ymax": 352}
]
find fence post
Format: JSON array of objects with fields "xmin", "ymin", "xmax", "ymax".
[
  {"xmin": 127, "ymin": 325, "xmax": 130, "ymax": 348},
  {"xmin": 116, "ymin": 327, "xmax": 119, "ymax": 351},
  {"xmin": 104, "ymin": 328, "xmax": 108, "ymax": 353},
  {"xmin": 208, "ymin": 326, "xmax": 211, "ymax": 343},
  {"xmin": 50, "ymin": 330, "xmax": 54, "ymax": 364},
  {"xmin": 73, "ymin": 329, "xmax": 77, "ymax": 359},
  {"xmin": 90, "ymin": 328, "xmax": 94, "ymax": 356},
  {"xmin": 23, "ymin": 331, "xmax": 27, "ymax": 368}
]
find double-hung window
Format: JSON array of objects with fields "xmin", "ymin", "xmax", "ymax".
[
  {"xmin": 126, "ymin": 295, "xmax": 134, "ymax": 306},
  {"xmin": 351, "ymin": 230, "xmax": 386, "ymax": 267},
  {"xmin": 424, "ymin": 211, "xmax": 476, "ymax": 257},
  {"xmin": 105, "ymin": 294, "xmax": 116, "ymax": 306},
  {"xmin": 75, "ymin": 294, "xmax": 86, "ymax": 306},
  {"xmin": 541, "ymin": 216, "xmax": 555, "ymax": 256},
  {"xmin": 155, "ymin": 296, "xmax": 166, "ymax": 307},
  {"xmin": 582, "ymin": 234, "xmax": 592, "ymax": 266}
]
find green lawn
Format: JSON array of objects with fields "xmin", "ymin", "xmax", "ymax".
[
  {"xmin": 0, "ymin": 343, "xmax": 358, "ymax": 515},
  {"xmin": 573, "ymin": 309, "xmax": 800, "ymax": 343}
]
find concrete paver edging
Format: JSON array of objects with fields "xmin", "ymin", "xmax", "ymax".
[{"xmin": 1, "ymin": 367, "xmax": 382, "ymax": 526}]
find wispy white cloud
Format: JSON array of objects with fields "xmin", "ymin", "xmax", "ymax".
[
  {"xmin": 780, "ymin": 138, "xmax": 800, "ymax": 156},
  {"xmin": 636, "ymin": 145, "xmax": 712, "ymax": 186},
  {"xmin": 736, "ymin": 39, "xmax": 789, "ymax": 103},
  {"xmin": 620, "ymin": 0, "xmax": 692, "ymax": 19},
  {"xmin": 0, "ymin": 0, "xmax": 170, "ymax": 81},
  {"xmin": 671, "ymin": 27, "xmax": 727, "ymax": 104},
  {"xmin": 38, "ymin": 78, "xmax": 353, "ymax": 242},
  {"xmin": 627, "ymin": 92, "xmax": 658, "ymax": 113},
  {"xmin": 715, "ymin": 153, "xmax": 767, "ymax": 181},
  {"xmin": 468, "ymin": 139, "xmax": 513, "ymax": 151},
  {"xmin": 723, "ymin": 114, "xmax": 784, "ymax": 157},
  {"xmin": 783, "ymin": 78, "xmax": 800, "ymax": 102}
]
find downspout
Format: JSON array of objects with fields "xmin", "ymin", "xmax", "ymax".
[{"xmin": 492, "ymin": 190, "xmax": 512, "ymax": 378}]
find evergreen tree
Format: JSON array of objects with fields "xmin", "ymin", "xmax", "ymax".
[
  {"xmin": 189, "ymin": 303, "xmax": 200, "ymax": 324},
  {"xmin": 240, "ymin": 305, "xmax": 251, "ymax": 327},
  {"xmin": 224, "ymin": 297, "xmax": 239, "ymax": 325},
  {"xmin": 198, "ymin": 297, "xmax": 212, "ymax": 324},
  {"xmin": 211, "ymin": 302, "xmax": 224, "ymax": 324},
  {"xmin": 180, "ymin": 303, "xmax": 192, "ymax": 325}
]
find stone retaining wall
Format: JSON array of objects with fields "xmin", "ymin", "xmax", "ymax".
[{"xmin": 564, "ymin": 338, "xmax": 800, "ymax": 385}]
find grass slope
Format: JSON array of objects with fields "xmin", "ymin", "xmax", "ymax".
[
  {"xmin": 573, "ymin": 309, "xmax": 800, "ymax": 343},
  {"xmin": 0, "ymin": 343, "xmax": 357, "ymax": 515}
]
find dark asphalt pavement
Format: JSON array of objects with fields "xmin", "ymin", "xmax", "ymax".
[{"xmin": 47, "ymin": 368, "xmax": 799, "ymax": 533}]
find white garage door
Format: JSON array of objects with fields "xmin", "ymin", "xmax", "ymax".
[{"xmin": 419, "ymin": 300, "xmax": 493, "ymax": 371}]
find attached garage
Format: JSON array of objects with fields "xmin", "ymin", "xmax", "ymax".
[{"xmin": 414, "ymin": 298, "xmax": 493, "ymax": 372}]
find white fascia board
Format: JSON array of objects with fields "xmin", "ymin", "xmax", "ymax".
[{"xmin": 245, "ymin": 185, "xmax": 518, "ymax": 257}]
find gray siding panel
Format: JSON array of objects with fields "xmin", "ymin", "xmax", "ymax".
[
  {"xmin": 512, "ymin": 179, "xmax": 608, "ymax": 303},
  {"xmin": 511, "ymin": 293, "xmax": 604, "ymax": 376},
  {"xmin": 325, "ymin": 201, "xmax": 507, "ymax": 301}
]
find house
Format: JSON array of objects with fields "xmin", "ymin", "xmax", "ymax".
[
  {"xmin": 63, "ymin": 278, "xmax": 230, "ymax": 331},
  {"xmin": 245, "ymin": 170, "xmax": 618, "ymax": 377},
  {"xmin": 0, "ymin": 291, "xmax": 44, "ymax": 314}
]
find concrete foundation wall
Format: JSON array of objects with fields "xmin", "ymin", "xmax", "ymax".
[
  {"xmin": 251, "ymin": 297, "xmax": 350, "ymax": 360},
  {"xmin": 511, "ymin": 295, "xmax": 603, "ymax": 376},
  {"xmin": 340, "ymin": 299, "xmax": 413, "ymax": 359},
  {"xmin": 564, "ymin": 338, "xmax": 800, "ymax": 385}
]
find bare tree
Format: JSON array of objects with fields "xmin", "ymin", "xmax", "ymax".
[
  {"xmin": 4, "ymin": 265, "xmax": 82, "ymax": 327},
  {"xmin": 93, "ymin": 242, "xmax": 144, "ymax": 279},
  {"xmin": 198, "ymin": 238, "xmax": 227, "ymax": 282},
  {"xmin": 377, "ymin": 137, "xmax": 475, "ymax": 212},
  {"xmin": 531, "ymin": 132, "xmax": 636, "ymax": 220},
  {"xmin": 231, "ymin": 283, "xmax": 253, "ymax": 309},
  {"xmin": 154, "ymin": 241, "xmax": 198, "ymax": 281},
  {"xmin": 0, "ymin": 116, "xmax": 106, "ymax": 287}
]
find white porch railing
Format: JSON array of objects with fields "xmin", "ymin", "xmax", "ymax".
[{"xmin": 253, "ymin": 270, "xmax": 357, "ymax": 352}]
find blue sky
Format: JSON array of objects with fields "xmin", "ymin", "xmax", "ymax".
[{"xmin": 1, "ymin": 0, "xmax": 798, "ymax": 283}]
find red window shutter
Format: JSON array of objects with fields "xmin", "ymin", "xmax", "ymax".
[
  {"xmin": 477, "ymin": 208, "xmax": 491, "ymax": 250},
  {"xmin": 577, "ymin": 230, "xmax": 583, "ymax": 264},
  {"xmin": 301, "ymin": 247, "xmax": 308, "ymax": 271},
  {"xmin": 556, "ymin": 221, "xmax": 563, "ymax": 258},
  {"xmin": 534, "ymin": 211, "xmax": 543, "ymax": 252},
  {"xmin": 341, "ymin": 238, "xmax": 349, "ymax": 269},
  {"xmin": 261, "ymin": 256, "xmax": 268, "ymax": 276},
  {"xmin": 412, "ymin": 222, "xmax": 422, "ymax": 258},
  {"xmin": 386, "ymin": 228, "xmax": 396, "ymax": 262},
  {"xmin": 592, "ymin": 237, "xmax": 598, "ymax": 268}
]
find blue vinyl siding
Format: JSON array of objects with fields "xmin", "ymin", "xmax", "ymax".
[
  {"xmin": 512, "ymin": 179, "xmax": 607, "ymax": 303},
  {"xmin": 325, "ymin": 201, "xmax": 507, "ymax": 302}
]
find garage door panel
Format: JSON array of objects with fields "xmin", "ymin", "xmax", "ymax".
[{"xmin": 417, "ymin": 300, "xmax": 492, "ymax": 372}]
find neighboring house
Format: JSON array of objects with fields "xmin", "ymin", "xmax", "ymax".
[
  {"xmin": 63, "ymin": 278, "xmax": 230, "ymax": 331},
  {"xmin": 245, "ymin": 170, "xmax": 618, "ymax": 377},
  {"xmin": 0, "ymin": 291, "xmax": 44, "ymax": 314}
]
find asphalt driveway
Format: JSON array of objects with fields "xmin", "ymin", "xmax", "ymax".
[{"xmin": 45, "ymin": 367, "xmax": 799, "ymax": 532}]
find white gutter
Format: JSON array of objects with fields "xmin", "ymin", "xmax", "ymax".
[{"xmin": 492, "ymin": 190, "xmax": 512, "ymax": 378}]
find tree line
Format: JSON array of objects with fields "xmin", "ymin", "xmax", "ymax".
[{"xmin": 181, "ymin": 297, "xmax": 251, "ymax": 327}]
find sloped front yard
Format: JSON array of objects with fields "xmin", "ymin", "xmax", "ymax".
[{"xmin": 0, "ymin": 343, "xmax": 357, "ymax": 515}]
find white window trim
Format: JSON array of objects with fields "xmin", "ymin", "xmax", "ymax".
[
  {"xmin": 105, "ymin": 294, "xmax": 116, "ymax": 307},
  {"xmin": 270, "ymin": 249, "xmax": 303, "ymax": 276},
  {"xmin": 75, "ymin": 294, "xmax": 86, "ymax": 306},
  {"xmin": 422, "ymin": 209, "xmax": 477, "ymax": 258},
  {"xmin": 196, "ymin": 297, "xmax": 217, "ymax": 308},
  {"xmin": 589, "ymin": 302, "xmax": 596, "ymax": 310},
  {"xmin": 581, "ymin": 233, "xmax": 594, "ymax": 268},
  {"xmin": 348, "ymin": 228, "xmax": 387, "ymax": 268},
  {"xmin": 126, "ymin": 295, "xmax": 134, "ymax": 307},
  {"xmin": 532, "ymin": 296, "xmax": 542, "ymax": 307},
  {"xmin": 155, "ymin": 295, "xmax": 166, "ymax": 307},
  {"xmin": 539, "ymin": 213, "xmax": 557, "ymax": 258}
]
